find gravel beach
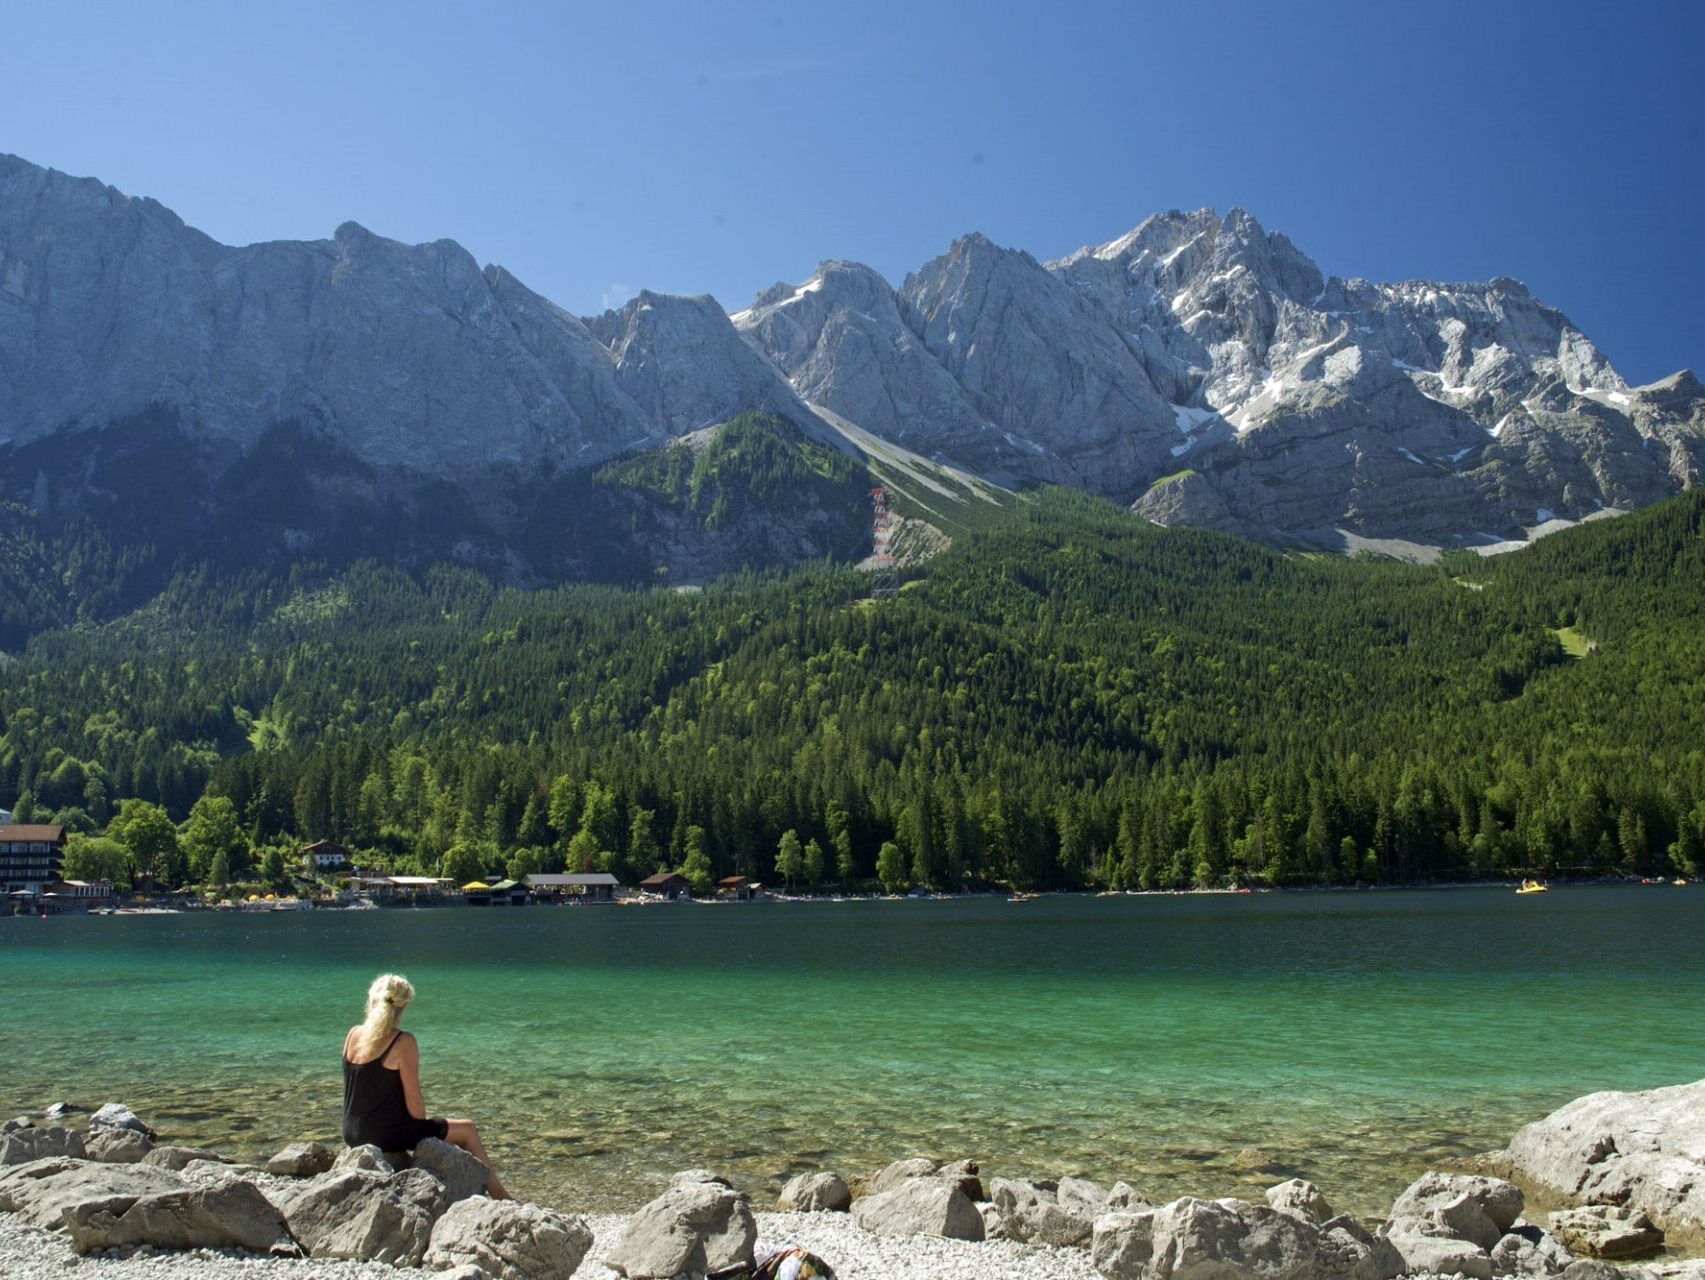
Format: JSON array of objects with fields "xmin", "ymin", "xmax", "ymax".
[{"xmin": 0, "ymin": 1208, "xmax": 1103, "ymax": 1280}]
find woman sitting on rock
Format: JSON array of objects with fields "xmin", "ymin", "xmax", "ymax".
[{"xmin": 341, "ymin": 972, "xmax": 511, "ymax": 1199}]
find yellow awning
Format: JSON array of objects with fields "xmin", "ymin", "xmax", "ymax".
[{"xmin": 462, "ymin": 881, "xmax": 491, "ymax": 891}]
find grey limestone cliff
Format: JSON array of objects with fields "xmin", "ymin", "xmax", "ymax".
[
  {"xmin": 741, "ymin": 207, "xmax": 1704, "ymax": 548},
  {"xmin": 2, "ymin": 151, "xmax": 1700, "ymax": 553}
]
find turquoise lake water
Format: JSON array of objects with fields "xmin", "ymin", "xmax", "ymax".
[{"xmin": 2, "ymin": 887, "xmax": 1702, "ymax": 1214}]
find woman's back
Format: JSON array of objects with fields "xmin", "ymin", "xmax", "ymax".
[{"xmin": 341, "ymin": 1028, "xmax": 410, "ymax": 1147}]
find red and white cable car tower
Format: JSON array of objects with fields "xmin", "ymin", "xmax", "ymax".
[{"xmin": 868, "ymin": 485, "xmax": 898, "ymax": 600}]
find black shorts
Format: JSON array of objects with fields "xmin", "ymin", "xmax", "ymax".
[{"xmin": 346, "ymin": 1114, "xmax": 448, "ymax": 1151}]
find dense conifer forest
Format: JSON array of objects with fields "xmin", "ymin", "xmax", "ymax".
[{"xmin": 2, "ymin": 479, "xmax": 1702, "ymax": 896}]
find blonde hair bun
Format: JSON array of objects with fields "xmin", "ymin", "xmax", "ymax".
[{"xmin": 367, "ymin": 972, "xmax": 414, "ymax": 1016}]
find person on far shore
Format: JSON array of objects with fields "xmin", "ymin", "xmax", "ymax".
[{"xmin": 341, "ymin": 972, "xmax": 511, "ymax": 1199}]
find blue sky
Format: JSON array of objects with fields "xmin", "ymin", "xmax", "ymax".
[{"xmin": 5, "ymin": 0, "xmax": 1702, "ymax": 382}]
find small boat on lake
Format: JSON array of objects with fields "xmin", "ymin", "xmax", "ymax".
[{"xmin": 1517, "ymin": 880, "xmax": 1550, "ymax": 894}]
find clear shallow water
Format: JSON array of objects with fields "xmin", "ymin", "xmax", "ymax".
[{"xmin": 2, "ymin": 887, "xmax": 1702, "ymax": 1214}]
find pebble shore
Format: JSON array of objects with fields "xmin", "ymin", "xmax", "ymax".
[{"xmin": 0, "ymin": 1208, "xmax": 1103, "ymax": 1280}]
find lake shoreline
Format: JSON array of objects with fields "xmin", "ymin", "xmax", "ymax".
[
  {"xmin": 15, "ymin": 872, "xmax": 1686, "ymax": 919},
  {"xmin": 4, "ymin": 1075, "xmax": 1705, "ymax": 1280}
]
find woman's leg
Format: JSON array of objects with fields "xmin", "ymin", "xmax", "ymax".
[{"xmin": 444, "ymin": 1118, "xmax": 511, "ymax": 1199}]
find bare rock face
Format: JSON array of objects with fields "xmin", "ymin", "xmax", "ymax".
[
  {"xmin": 745, "ymin": 207, "xmax": 1705, "ymax": 548},
  {"xmin": 733, "ymin": 261, "xmax": 1021, "ymax": 478},
  {"xmin": 424, "ymin": 1197, "xmax": 595, "ymax": 1280},
  {"xmin": 4, "ymin": 151, "xmax": 1699, "ymax": 554},
  {"xmin": 1502, "ymin": 1077, "xmax": 1705, "ymax": 1238},
  {"xmin": 899, "ymin": 234, "xmax": 1180, "ymax": 495},
  {"xmin": 587, "ymin": 291, "xmax": 817, "ymax": 442}
]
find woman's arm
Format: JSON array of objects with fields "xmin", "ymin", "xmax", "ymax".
[{"xmin": 392, "ymin": 1033, "xmax": 428, "ymax": 1120}]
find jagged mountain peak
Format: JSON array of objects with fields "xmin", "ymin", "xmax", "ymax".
[{"xmin": 0, "ymin": 149, "xmax": 1698, "ymax": 559}]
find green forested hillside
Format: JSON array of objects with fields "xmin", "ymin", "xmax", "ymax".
[{"xmin": 2, "ymin": 487, "xmax": 1702, "ymax": 893}]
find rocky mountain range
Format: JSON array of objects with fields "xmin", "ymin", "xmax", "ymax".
[{"xmin": 2, "ymin": 151, "xmax": 1700, "ymax": 569}]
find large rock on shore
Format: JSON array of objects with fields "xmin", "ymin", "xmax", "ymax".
[
  {"xmin": 1386, "ymin": 1170, "xmax": 1525, "ymax": 1247},
  {"xmin": 1379, "ymin": 1170, "xmax": 1525, "ymax": 1279},
  {"xmin": 1384, "ymin": 1231, "xmax": 1494, "ymax": 1280},
  {"xmin": 334, "ymin": 1144, "xmax": 394, "ymax": 1174},
  {"xmin": 425, "ymin": 1197, "xmax": 594, "ymax": 1280},
  {"xmin": 1502, "ymin": 1077, "xmax": 1705, "ymax": 1237},
  {"xmin": 1266, "ymin": 1179, "xmax": 1334, "ymax": 1225},
  {"xmin": 412, "ymin": 1136, "xmax": 489, "ymax": 1204},
  {"xmin": 1315, "ymin": 1213, "xmax": 1404, "ymax": 1280},
  {"xmin": 0, "ymin": 1157, "xmax": 188, "ymax": 1229},
  {"xmin": 141, "ymin": 1144, "xmax": 233, "ymax": 1172},
  {"xmin": 1491, "ymin": 1222, "xmax": 1578, "ymax": 1276},
  {"xmin": 89, "ymin": 1103, "xmax": 155, "ymax": 1138},
  {"xmin": 852, "ymin": 1176, "xmax": 985, "ymax": 1241},
  {"xmin": 0, "ymin": 1126, "xmax": 86, "ymax": 1165},
  {"xmin": 1091, "ymin": 1197, "xmax": 1318, "ymax": 1280},
  {"xmin": 272, "ymin": 1166, "xmax": 445, "ymax": 1265},
  {"xmin": 778, "ymin": 1171, "xmax": 852, "ymax": 1213},
  {"xmin": 865, "ymin": 1157, "xmax": 941, "ymax": 1196},
  {"xmin": 264, "ymin": 1141, "xmax": 334, "ymax": 1178},
  {"xmin": 988, "ymin": 1176, "xmax": 1107, "ymax": 1245},
  {"xmin": 84, "ymin": 1127, "xmax": 153, "ymax": 1164},
  {"xmin": 1548, "ymin": 1206, "xmax": 1665, "ymax": 1260},
  {"xmin": 63, "ymin": 1178, "xmax": 293, "ymax": 1254},
  {"xmin": 606, "ymin": 1175, "xmax": 757, "ymax": 1278}
]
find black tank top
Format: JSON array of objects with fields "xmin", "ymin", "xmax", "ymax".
[{"xmin": 341, "ymin": 1031, "xmax": 407, "ymax": 1147}]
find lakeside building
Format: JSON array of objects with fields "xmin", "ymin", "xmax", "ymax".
[
  {"xmin": 717, "ymin": 875, "xmax": 758, "ymax": 900},
  {"xmin": 350, "ymin": 874, "xmax": 452, "ymax": 904},
  {"xmin": 300, "ymin": 840, "xmax": 353, "ymax": 872},
  {"xmin": 39, "ymin": 878, "xmax": 117, "ymax": 912},
  {"xmin": 639, "ymin": 871, "xmax": 690, "ymax": 900},
  {"xmin": 525, "ymin": 872, "xmax": 620, "ymax": 902},
  {"xmin": 0, "ymin": 824, "xmax": 67, "ymax": 895}
]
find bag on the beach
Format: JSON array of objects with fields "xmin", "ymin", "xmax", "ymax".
[{"xmin": 709, "ymin": 1244, "xmax": 836, "ymax": 1280}]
